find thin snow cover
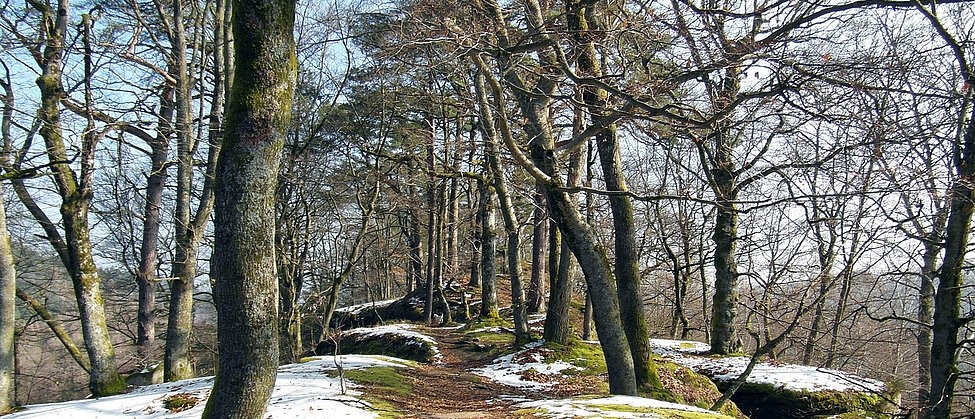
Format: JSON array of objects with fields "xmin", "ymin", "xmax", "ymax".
[
  {"xmin": 8, "ymin": 355, "xmax": 411, "ymax": 419},
  {"xmin": 470, "ymin": 325, "xmax": 507, "ymax": 334},
  {"xmin": 517, "ymin": 395, "xmax": 731, "ymax": 418},
  {"xmin": 473, "ymin": 340, "xmax": 582, "ymax": 390},
  {"xmin": 650, "ymin": 339, "xmax": 887, "ymax": 393},
  {"xmin": 343, "ymin": 323, "xmax": 443, "ymax": 363},
  {"xmin": 333, "ymin": 298, "xmax": 400, "ymax": 315}
]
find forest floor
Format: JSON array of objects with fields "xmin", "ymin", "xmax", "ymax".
[{"xmin": 361, "ymin": 326, "xmax": 534, "ymax": 418}]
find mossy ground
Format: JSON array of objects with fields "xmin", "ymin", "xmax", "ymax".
[
  {"xmin": 162, "ymin": 392, "xmax": 200, "ymax": 413},
  {"xmin": 344, "ymin": 366, "xmax": 412, "ymax": 396},
  {"xmin": 541, "ymin": 338, "xmax": 607, "ymax": 375},
  {"xmin": 460, "ymin": 316, "xmax": 517, "ymax": 355},
  {"xmin": 343, "ymin": 366, "xmax": 413, "ymax": 418}
]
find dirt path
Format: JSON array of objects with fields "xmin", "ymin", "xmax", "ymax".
[{"xmin": 374, "ymin": 326, "xmax": 537, "ymax": 418}]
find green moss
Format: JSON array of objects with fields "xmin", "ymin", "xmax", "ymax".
[
  {"xmin": 464, "ymin": 316, "xmax": 513, "ymax": 330},
  {"xmin": 651, "ymin": 358, "xmax": 744, "ymax": 418},
  {"xmin": 92, "ymin": 373, "xmax": 127, "ymax": 397},
  {"xmin": 344, "ymin": 366, "xmax": 412, "ymax": 397},
  {"xmin": 358, "ymin": 396, "xmax": 403, "ymax": 419},
  {"xmin": 162, "ymin": 392, "xmax": 200, "ymax": 413},
  {"xmin": 722, "ymin": 381, "xmax": 891, "ymax": 418},
  {"xmin": 541, "ymin": 338, "xmax": 606, "ymax": 375}
]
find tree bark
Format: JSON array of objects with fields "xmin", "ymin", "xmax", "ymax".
[
  {"xmin": 478, "ymin": 178, "xmax": 499, "ymax": 319},
  {"xmin": 924, "ymin": 102, "xmax": 975, "ymax": 419},
  {"xmin": 202, "ymin": 0, "xmax": 296, "ymax": 415},
  {"xmin": 527, "ymin": 191, "xmax": 547, "ymax": 313},
  {"xmin": 474, "ymin": 71, "xmax": 527, "ymax": 340},
  {"xmin": 543, "ymin": 125, "xmax": 583, "ymax": 345},
  {"xmin": 0, "ymin": 189, "xmax": 16, "ymax": 413},
  {"xmin": 567, "ymin": 0, "xmax": 660, "ymax": 389},
  {"xmin": 135, "ymin": 86, "xmax": 173, "ymax": 359},
  {"xmin": 31, "ymin": 3, "xmax": 124, "ymax": 397}
]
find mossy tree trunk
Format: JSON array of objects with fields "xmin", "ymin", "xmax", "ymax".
[
  {"xmin": 545, "ymin": 104, "xmax": 584, "ymax": 345},
  {"xmin": 473, "ymin": 71, "xmax": 527, "ymax": 339},
  {"xmin": 704, "ymin": 67, "xmax": 743, "ymax": 356},
  {"xmin": 566, "ymin": 0, "xmax": 660, "ymax": 389},
  {"xmin": 470, "ymin": 0, "xmax": 638, "ymax": 394},
  {"xmin": 28, "ymin": 1, "xmax": 125, "ymax": 397},
  {"xmin": 202, "ymin": 0, "xmax": 296, "ymax": 415}
]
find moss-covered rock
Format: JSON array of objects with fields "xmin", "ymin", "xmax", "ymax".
[
  {"xmin": 330, "ymin": 287, "xmax": 472, "ymax": 329},
  {"xmin": 313, "ymin": 325, "xmax": 439, "ymax": 363},
  {"xmin": 721, "ymin": 382, "xmax": 891, "ymax": 419},
  {"xmin": 124, "ymin": 363, "xmax": 163, "ymax": 386}
]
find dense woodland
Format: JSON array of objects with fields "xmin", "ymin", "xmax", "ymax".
[{"xmin": 0, "ymin": 0, "xmax": 973, "ymax": 417}]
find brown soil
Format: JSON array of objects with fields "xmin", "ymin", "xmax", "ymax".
[{"xmin": 354, "ymin": 326, "xmax": 539, "ymax": 418}]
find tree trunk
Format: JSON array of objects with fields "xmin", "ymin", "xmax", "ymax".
[
  {"xmin": 32, "ymin": 3, "xmax": 124, "ymax": 397},
  {"xmin": 474, "ymin": 72, "xmax": 527, "ymax": 340},
  {"xmin": 478, "ymin": 179, "xmax": 499, "ymax": 319},
  {"xmin": 0, "ymin": 189, "xmax": 16, "ymax": 413},
  {"xmin": 708, "ymin": 147, "xmax": 741, "ymax": 355},
  {"xmin": 469, "ymin": 189, "xmax": 483, "ymax": 288},
  {"xmin": 567, "ymin": 0, "xmax": 659, "ymax": 389},
  {"xmin": 424, "ymin": 115, "xmax": 437, "ymax": 324},
  {"xmin": 202, "ymin": 0, "xmax": 296, "ymax": 415},
  {"xmin": 924, "ymin": 104, "xmax": 975, "ymax": 419},
  {"xmin": 165, "ymin": 0, "xmax": 226, "ymax": 381},
  {"xmin": 136, "ymin": 86, "xmax": 174, "ymax": 359},
  {"xmin": 916, "ymin": 237, "xmax": 938, "ymax": 408},
  {"xmin": 544, "ymin": 134, "xmax": 582, "ymax": 345},
  {"xmin": 527, "ymin": 191, "xmax": 547, "ymax": 313}
]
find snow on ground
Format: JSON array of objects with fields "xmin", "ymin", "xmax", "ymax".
[
  {"xmin": 343, "ymin": 324, "xmax": 443, "ymax": 364},
  {"xmin": 7, "ymin": 355, "xmax": 412, "ymax": 419},
  {"xmin": 333, "ymin": 298, "xmax": 400, "ymax": 316},
  {"xmin": 517, "ymin": 395, "xmax": 732, "ymax": 418},
  {"xmin": 650, "ymin": 339, "xmax": 887, "ymax": 393},
  {"xmin": 473, "ymin": 340, "xmax": 582, "ymax": 390}
]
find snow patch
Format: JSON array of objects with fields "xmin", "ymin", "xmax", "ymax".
[
  {"xmin": 518, "ymin": 395, "xmax": 730, "ymax": 418},
  {"xmin": 333, "ymin": 298, "xmax": 400, "ymax": 315},
  {"xmin": 650, "ymin": 339, "xmax": 887, "ymax": 393},
  {"xmin": 8, "ymin": 355, "xmax": 412, "ymax": 419},
  {"xmin": 473, "ymin": 340, "xmax": 582, "ymax": 390}
]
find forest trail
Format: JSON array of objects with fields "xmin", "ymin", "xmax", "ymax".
[{"xmin": 363, "ymin": 325, "xmax": 535, "ymax": 418}]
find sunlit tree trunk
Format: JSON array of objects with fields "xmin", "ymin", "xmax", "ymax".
[
  {"xmin": 30, "ymin": 3, "xmax": 124, "ymax": 396},
  {"xmin": 0, "ymin": 188, "xmax": 16, "ymax": 413},
  {"xmin": 202, "ymin": 0, "xmax": 296, "ymax": 415}
]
